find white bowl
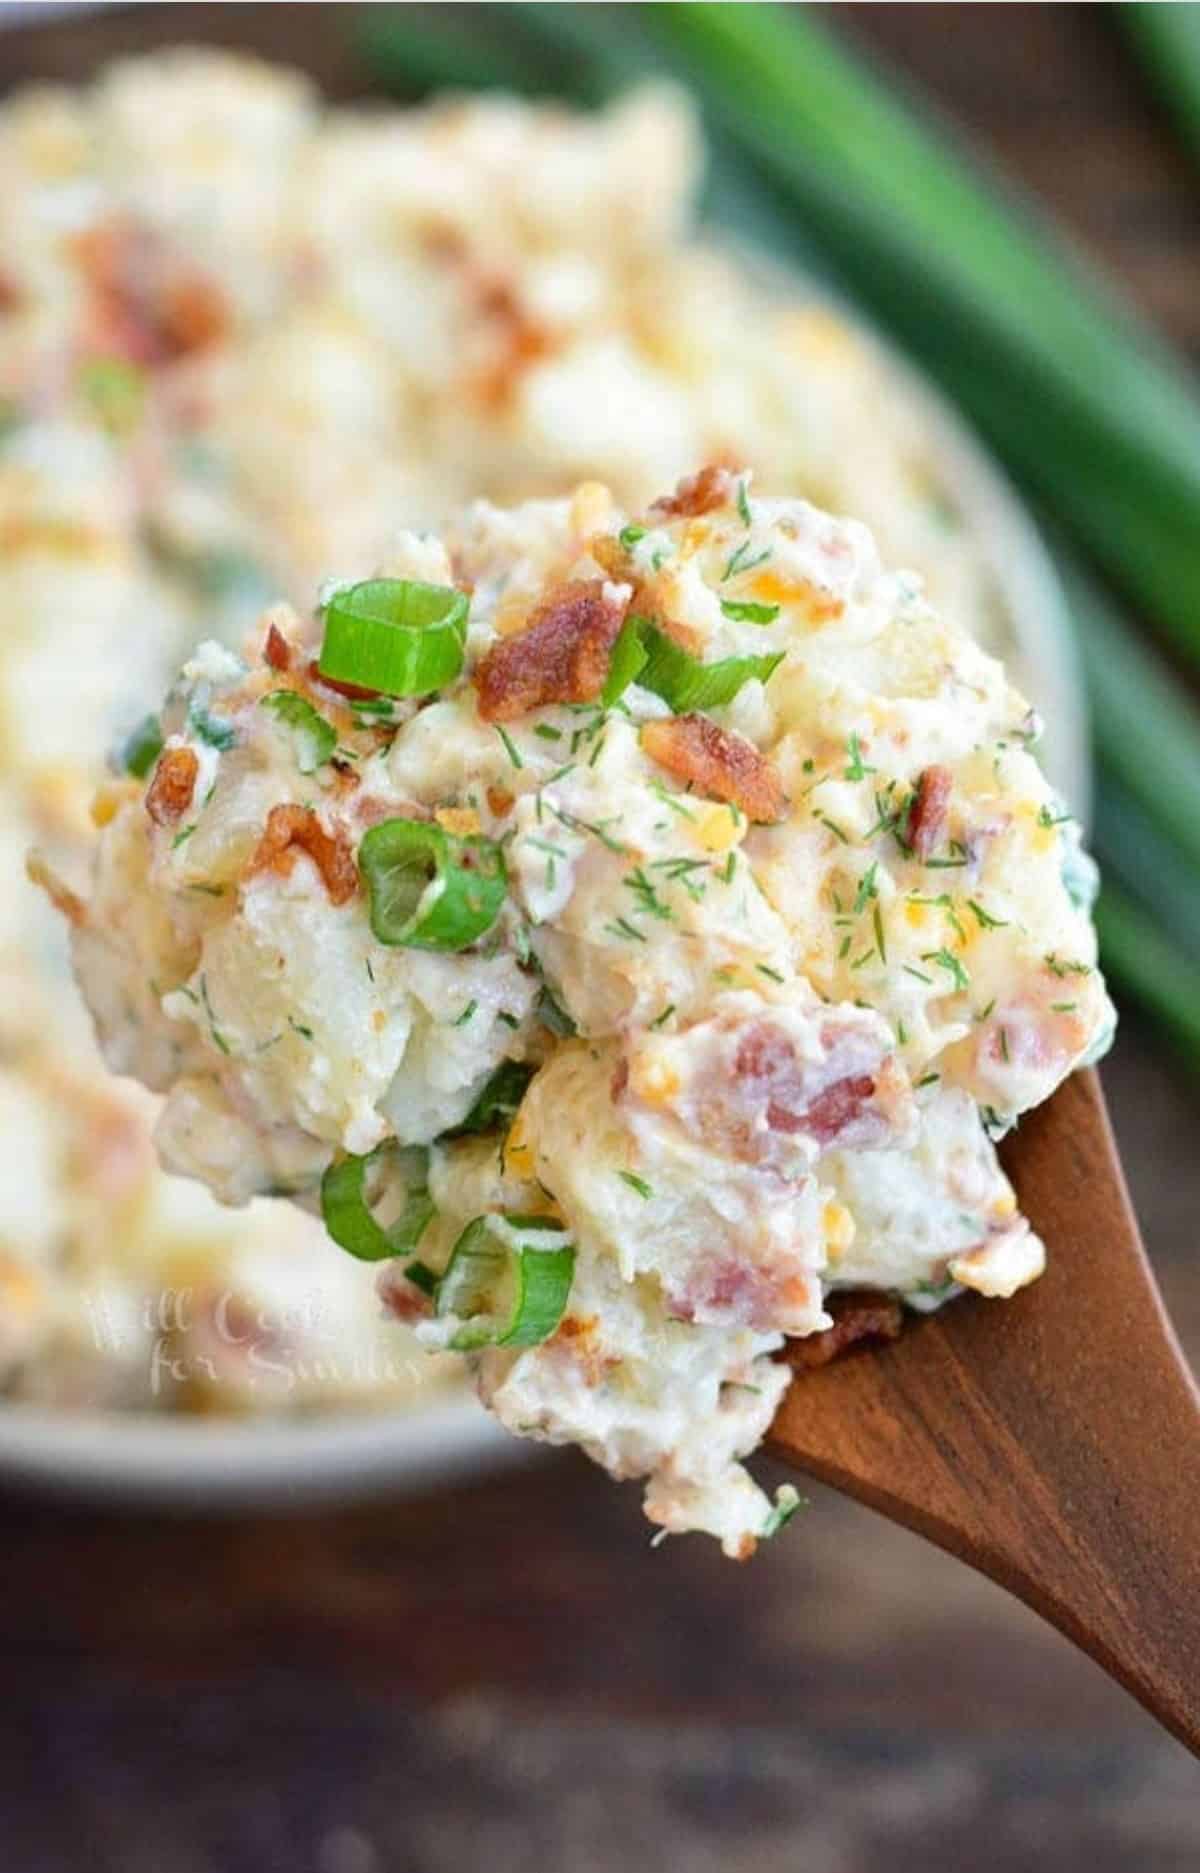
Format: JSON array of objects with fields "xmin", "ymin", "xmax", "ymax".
[{"xmin": 0, "ymin": 271, "xmax": 1087, "ymax": 1507}]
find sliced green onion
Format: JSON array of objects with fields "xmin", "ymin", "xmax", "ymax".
[
  {"xmin": 636, "ymin": 619, "xmax": 784, "ymax": 712},
  {"xmin": 719, "ymin": 599, "xmax": 779, "ymax": 625},
  {"xmin": 79, "ymin": 356, "xmax": 144, "ymax": 433},
  {"xmin": 455, "ymin": 1059, "xmax": 535, "ymax": 1135},
  {"xmin": 436, "ymin": 1211, "xmax": 575, "ymax": 1350},
  {"xmin": 761, "ymin": 1483, "xmax": 806, "ymax": 1540},
  {"xmin": 601, "ymin": 615, "xmax": 648, "ymax": 708},
  {"xmin": 188, "ymin": 700, "xmax": 236, "ymax": 751},
  {"xmin": 358, "ymin": 817, "xmax": 507, "ymax": 950},
  {"xmin": 320, "ymin": 1143, "xmax": 435, "ymax": 1263},
  {"xmin": 318, "ymin": 579, "xmax": 468, "ymax": 698},
  {"xmin": 119, "ymin": 713, "xmax": 163, "ymax": 779},
  {"xmin": 260, "ymin": 690, "xmax": 336, "ymax": 773}
]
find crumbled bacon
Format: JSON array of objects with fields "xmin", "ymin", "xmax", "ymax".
[
  {"xmin": 640, "ymin": 714, "xmax": 788, "ymax": 824},
  {"xmin": 474, "ymin": 579, "xmax": 628, "ymax": 722},
  {"xmin": 145, "ymin": 746, "xmax": 198, "ymax": 826},
  {"xmin": 908, "ymin": 765, "xmax": 953, "ymax": 860},
  {"xmin": 733, "ymin": 1023, "xmax": 879, "ymax": 1149},
  {"xmin": 379, "ymin": 1260, "xmax": 434, "ymax": 1325},
  {"xmin": 787, "ymin": 1292, "xmax": 904, "ymax": 1369},
  {"xmin": 651, "ymin": 463, "xmax": 739, "ymax": 520},
  {"xmin": 264, "ymin": 624, "xmax": 292, "ymax": 672},
  {"xmin": 72, "ymin": 220, "xmax": 228, "ymax": 367},
  {"xmin": 307, "ymin": 658, "xmax": 382, "ymax": 704},
  {"xmin": 247, "ymin": 805, "xmax": 358, "ymax": 906}
]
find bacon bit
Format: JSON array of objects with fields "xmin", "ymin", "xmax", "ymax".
[
  {"xmin": 379, "ymin": 1260, "xmax": 434, "ymax": 1325},
  {"xmin": 145, "ymin": 746, "xmax": 198, "ymax": 826},
  {"xmin": 0, "ymin": 271, "xmax": 21, "ymax": 315},
  {"xmin": 329, "ymin": 757, "xmax": 361, "ymax": 795},
  {"xmin": 641, "ymin": 714, "xmax": 788, "ymax": 824},
  {"xmin": 470, "ymin": 275, "xmax": 553, "ymax": 409},
  {"xmin": 264, "ymin": 624, "xmax": 292, "ymax": 672},
  {"xmin": 158, "ymin": 275, "xmax": 228, "ymax": 355},
  {"xmin": 909, "ymin": 765, "xmax": 953, "ymax": 860},
  {"xmin": 247, "ymin": 804, "xmax": 358, "ymax": 906},
  {"xmin": 72, "ymin": 220, "xmax": 227, "ymax": 367},
  {"xmin": 733, "ymin": 1023, "xmax": 879, "ymax": 1148},
  {"xmin": 651, "ymin": 462, "xmax": 740, "ymax": 520},
  {"xmin": 486, "ymin": 785, "xmax": 515, "ymax": 818},
  {"xmin": 474, "ymin": 579, "xmax": 628, "ymax": 722},
  {"xmin": 307, "ymin": 657, "xmax": 382, "ymax": 704},
  {"xmin": 550, "ymin": 1314, "xmax": 613, "ymax": 1385},
  {"xmin": 26, "ymin": 849, "xmax": 86, "ymax": 928},
  {"xmin": 787, "ymin": 1292, "xmax": 904, "ymax": 1370}
]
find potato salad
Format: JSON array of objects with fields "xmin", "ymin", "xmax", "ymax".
[{"xmin": 50, "ymin": 465, "xmax": 1114, "ymax": 1550}]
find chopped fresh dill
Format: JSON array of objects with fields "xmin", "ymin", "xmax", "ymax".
[
  {"xmin": 495, "ymin": 724, "xmax": 523, "ymax": 769},
  {"xmin": 548, "ymin": 802, "xmax": 628, "ymax": 854},
  {"xmin": 452, "ymin": 1001, "xmax": 477, "ymax": 1027},
  {"xmin": 1045, "ymin": 953, "xmax": 1091, "ymax": 978},
  {"xmin": 624, "ymin": 867, "xmax": 675, "ymax": 922},
  {"xmin": 199, "ymin": 974, "xmax": 230, "ymax": 1055},
  {"xmin": 605, "ymin": 916, "xmax": 647, "ymax": 943},
  {"xmin": 903, "ymin": 963, "xmax": 933, "ymax": 984},
  {"xmin": 968, "ymin": 899, "xmax": 1008, "ymax": 930},
  {"xmin": 721, "ymin": 538, "xmax": 771, "ymax": 583},
  {"xmin": 619, "ymin": 1171, "xmax": 653, "ymax": 1200},
  {"xmin": 756, "ymin": 963, "xmax": 785, "ymax": 983},
  {"xmin": 843, "ymin": 731, "xmax": 876, "ymax": 782},
  {"xmin": 922, "ymin": 948, "xmax": 970, "ymax": 992},
  {"xmin": 649, "ymin": 1003, "xmax": 676, "ymax": 1030},
  {"xmin": 854, "ymin": 862, "xmax": 879, "ymax": 913}
]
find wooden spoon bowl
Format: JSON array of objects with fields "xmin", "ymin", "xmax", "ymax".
[{"xmin": 769, "ymin": 1069, "xmax": 1200, "ymax": 1754}]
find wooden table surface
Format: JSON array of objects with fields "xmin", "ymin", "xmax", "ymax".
[{"xmin": 4, "ymin": 7, "xmax": 1200, "ymax": 1870}]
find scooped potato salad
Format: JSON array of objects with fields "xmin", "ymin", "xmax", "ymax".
[{"xmin": 50, "ymin": 468, "xmax": 1113, "ymax": 1552}]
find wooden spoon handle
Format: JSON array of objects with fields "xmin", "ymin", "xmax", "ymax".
[{"xmin": 770, "ymin": 1072, "xmax": 1200, "ymax": 1753}]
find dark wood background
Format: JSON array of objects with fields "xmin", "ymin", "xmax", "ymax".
[{"xmin": 3, "ymin": 7, "xmax": 1200, "ymax": 1869}]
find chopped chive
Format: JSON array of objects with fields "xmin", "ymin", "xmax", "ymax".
[
  {"xmin": 452, "ymin": 1001, "xmax": 478, "ymax": 1027},
  {"xmin": 534, "ymin": 724, "xmax": 563, "ymax": 742},
  {"xmin": 649, "ymin": 1003, "xmax": 676, "ymax": 1030},
  {"xmin": 903, "ymin": 963, "xmax": 933, "ymax": 984},
  {"xmin": 737, "ymin": 478, "xmax": 753, "ymax": 528},
  {"xmin": 619, "ymin": 1171, "xmax": 653, "ymax": 1200},
  {"xmin": 873, "ymin": 903, "xmax": 887, "ymax": 963},
  {"xmin": 618, "ymin": 523, "xmax": 646, "ymax": 552},
  {"xmin": 756, "ymin": 963, "xmax": 785, "ymax": 983}
]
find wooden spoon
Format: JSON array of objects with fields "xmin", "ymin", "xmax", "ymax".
[{"xmin": 768, "ymin": 1068, "xmax": 1200, "ymax": 1754}]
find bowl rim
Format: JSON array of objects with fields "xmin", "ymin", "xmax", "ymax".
[{"xmin": 0, "ymin": 260, "xmax": 1088, "ymax": 1506}]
